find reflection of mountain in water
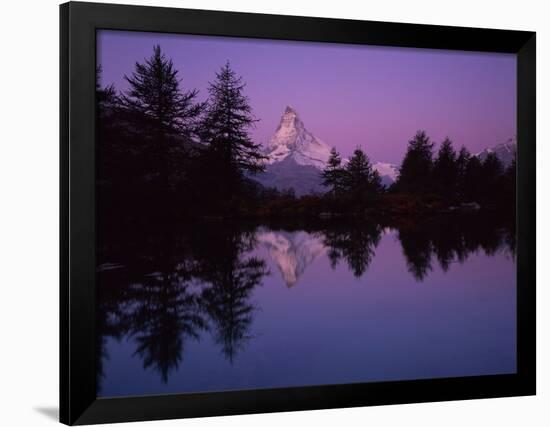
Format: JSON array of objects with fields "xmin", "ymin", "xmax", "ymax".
[
  {"xmin": 256, "ymin": 229, "xmax": 326, "ymax": 287},
  {"xmin": 96, "ymin": 215, "xmax": 515, "ymax": 390}
]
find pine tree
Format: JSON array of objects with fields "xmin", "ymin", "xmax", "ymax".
[
  {"xmin": 463, "ymin": 155, "xmax": 483, "ymax": 200},
  {"xmin": 122, "ymin": 45, "xmax": 202, "ymax": 139},
  {"xmin": 322, "ymin": 147, "xmax": 344, "ymax": 196},
  {"xmin": 480, "ymin": 152, "xmax": 504, "ymax": 200},
  {"xmin": 343, "ymin": 148, "xmax": 382, "ymax": 197},
  {"xmin": 201, "ymin": 62, "xmax": 266, "ymax": 176},
  {"xmin": 96, "ymin": 65, "xmax": 117, "ymax": 111},
  {"xmin": 96, "ymin": 65, "xmax": 139, "ymax": 209},
  {"xmin": 395, "ymin": 130, "xmax": 434, "ymax": 193},
  {"xmin": 370, "ymin": 170, "xmax": 383, "ymax": 194},
  {"xmin": 96, "ymin": 65, "xmax": 119, "ymax": 138},
  {"xmin": 120, "ymin": 45, "xmax": 203, "ymax": 202},
  {"xmin": 456, "ymin": 146, "xmax": 471, "ymax": 199},
  {"xmin": 432, "ymin": 137, "xmax": 458, "ymax": 197},
  {"xmin": 481, "ymin": 152, "xmax": 504, "ymax": 181},
  {"xmin": 501, "ymin": 155, "xmax": 516, "ymax": 205}
]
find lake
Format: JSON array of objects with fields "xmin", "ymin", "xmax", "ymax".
[{"xmin": 96, "ymin": 215, "xmax": 516, "ymax": 397}]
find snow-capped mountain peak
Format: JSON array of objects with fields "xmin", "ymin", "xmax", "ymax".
[
  {"xmin": 339, "ymin": 159, "xmax": 399, "ymax": 187},
  {"xmin": 264, "ymin": 106, "xmax": 332, "ymax": 169},
  {"xmin": 255, "ymin": 106, "xmax": 399, "ymax": 193},
  {"xmin": 476, "ymin": 136, "xmax": 516, "ymax": 166},
  {"xmin": 373, "ymin": 162, "xmax": 400, "ymax": 183}
]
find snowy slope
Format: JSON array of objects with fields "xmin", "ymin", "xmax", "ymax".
[
  {"xmin": 373, "ymin": 162, "xmax": 400, "ymax": 186},
  {"xmin": 264, "ymin": 106, "xmax": 332, "ymax": 169},
  {"xmin": 476, "ymin": 136, "xmax": 517, "ymax": 167},
  {"xmin": 254, "ymin": 156, "xmax": 325, "ymax": 196},
  {"xmin": 254, "ymin": 106, "xmax": 399, "ymax": 194}
]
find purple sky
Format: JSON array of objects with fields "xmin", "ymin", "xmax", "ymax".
[{"xmin": 97, "ymin": 30, "xmax": 516, "ymax": 164}]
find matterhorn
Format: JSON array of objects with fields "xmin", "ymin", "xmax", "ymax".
[
  {"xmin": 264, "ymin": 106, "xmax": 332, "ymax": 168},
  {"xmin": 253, "ymin": 106, "xmax": 399, "ymax": 195}
]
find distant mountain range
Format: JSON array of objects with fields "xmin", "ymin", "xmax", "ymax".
[
  {"xmin": 476, "ymin": 136, "xmax": 516, "ymax": 167},
  {"xmin": 253, "ymin": 106, "xmax": 399, "ymax": 195},
  {"xmin": 372, "ymin": 162, "xmax": 400, "ymax": 187},
  {"xmin": 253, "ymin": 106, "xmax": 515, "ymax": 196}
]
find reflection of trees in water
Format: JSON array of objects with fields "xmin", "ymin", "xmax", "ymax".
[
  {"xmin": 96, "ymin": 229, "xmax": 205, "ymax": 388},
  {"xmin": 200, "ymin": 257, "xmax": 267, "ymax": 362},
  {"xmin": 398, "ymin": 227, "xmax": 433, "ymax": 281},
  {"xmin": 321, "ymin": 223, "xmax": 383, "ymax": 277},
  {"xmin": 96, "ymin": 223, "xmax": 267, "ymax": 388},
  {"xmin": 123, "ymin": 273, "xmax": 206, "ymax": 383},
  {"xmin": 96, "ymin": 215, "xmax": 515, "ymax": 388},
  {"xmin": 96, "ymin": 271, "xmax": 128, "ymax": 394},
  {"xmin": 396, "ymin": 215, "xmax": 515, "ymax": 282},
  {"xmin": 192, "ymin": 225, "xmax": 268, "ymax": 363}
]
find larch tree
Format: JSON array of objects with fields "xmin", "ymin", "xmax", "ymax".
[
  {"xmin": 322, "ymin": 147, "xmax": 344, "ymax": 196},
  {"xmin": 395, "ymin": 130, "xmax": 434, "ymax": 193},
  {"xmin": 122, "ymin": 45, "xmax": 203, "ymax": 140},
  {"xmin": 201, "ymin": 62, "xmax": 266, "ymax": 178},
  {"xmin": 344, "ymin": 148, "xmax": 382, "ymax": 196},
  {"xmin": 456, "ymin": 146, "xmax": 471, "ymax": 199},
  {"xmin": 480, "ymin": 152, "xmax": 504, "ymax": 199},
  {"xmin": 432, "ymin": 137, "xmax": 458, "ymax": 197},
  {"xmin": 121, "ymin": 45, "xmax": 203, "ymax": 197},
  {"xmin": 463, "ymin": 155, "xmax": 483, "ymax": 200}
]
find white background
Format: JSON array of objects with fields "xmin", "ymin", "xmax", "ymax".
[{"xmin": 0, "ymin": 0, "xmax": 547, "ymax": 425}]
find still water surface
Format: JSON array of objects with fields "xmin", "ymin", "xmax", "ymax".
[{"xmin": 97, "ymin": 217, "xmax": 516, "ymax": 397}]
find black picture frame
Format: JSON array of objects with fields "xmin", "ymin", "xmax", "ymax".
[{"xmin": 60, "ymin": 1, "xmax": 536, "ymax": 425}]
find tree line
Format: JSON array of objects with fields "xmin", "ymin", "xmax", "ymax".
[
  {"xmin": 98, "ymin": 45, "xmax": 515, "ymax": 220},
  {"xmin": 322, "ymin": 130, "xmax": 516, "ymax": 209},
  {"xmin": 97, "ymin": 45, "xmax": 267, "ymax": 219},
  {"xmin": 394, "ymin": 130, "xmax": 515, "ymax": 203},
  {"xmin": 322, "ymin": 147, "xmax": 383, "ymax": 202}
]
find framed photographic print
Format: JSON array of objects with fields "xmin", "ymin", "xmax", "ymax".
[{"xmin": 60, "ymin": 1, "xmax": 536, "ymax": 425}]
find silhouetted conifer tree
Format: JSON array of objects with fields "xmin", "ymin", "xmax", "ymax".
[
  {"xmin": 463, "ymin": 155, "xmax": 483, "ymax": 200},
  {"xmin": 456, "ymin": 146, "xmax": 471, "ymax": 199},
  {"xmin": 501, "ymin": 155, "xmax": 516, "ymax": 205},
  {"xmin": 96, "ymin": 65, "xmax": 118, "ymax": 110},
  {"xmin": 322, "ymin": 147, "xmax": 344, "ymax": 196},
  {"xmin": 122, "ymin": 45, "xmax": 202, "ymax": 139},
  {"xmin": 96, "ymin": 65, "xmax": 144, "ymax": 217},
  {"xmin": 201, "ymin": 62, "xmax": 265, "ymax": 177},
  {"xmin": 432, "ymin": 138, "xmax": 458, "ymax": 198},
  {"xmin": 121, "ymin": 45, "xmax": 203, "ymax": 200},
  {"xmin": 343, "ymin": 148, "xmax": 382, "ymax": 197},
  {"xmin": 480, "ymin": 152, "xmax": 504, "ymax": 200},
  {"xmin": 395, "ymin": 130, "xmax": 434, "ymax": 193}
]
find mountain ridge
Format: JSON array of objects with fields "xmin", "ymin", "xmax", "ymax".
[
  {"xmin": 264, "ymin": 106, "xmax": 332, "ymax": 169},
  {"xmin": 476, "ymin": 136, "xmax": 516, "ymax": 166},
  {"xmin": 255, "ymin": 106, "xmax": 398, "ymax": 195},
  {"xmin": 253, "ymin": 106, "xmax": 514, "ymax": 196}
]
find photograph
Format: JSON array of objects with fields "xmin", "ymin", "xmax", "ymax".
[
  {"xmin": 0, "ymin": 0, "xmax": 545, "ymax": 426},
  {"xmin": 95, "ymin": 30, "xmax": 517, "ymax": 398}
]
